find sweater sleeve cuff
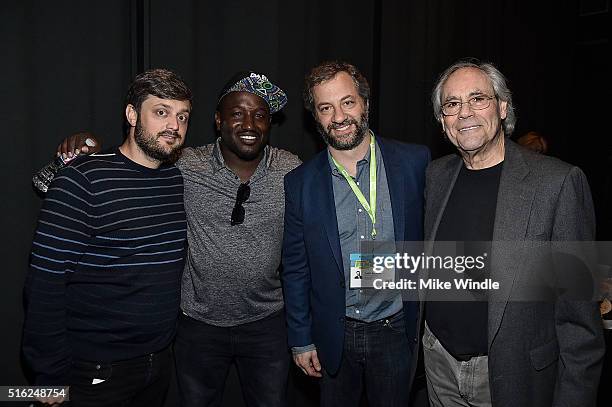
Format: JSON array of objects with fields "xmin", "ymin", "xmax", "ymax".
[{"xmin": 292, "ymin": 344, "xmax": 316, "ymax": 355}]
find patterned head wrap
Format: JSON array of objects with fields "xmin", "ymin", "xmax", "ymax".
[{"xmin": 218, "ymin": 71, "xmax": 288, "ymax": 114}]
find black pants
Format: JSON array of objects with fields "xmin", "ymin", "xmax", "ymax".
[
  {"xmin": 174, "ymin": 310, "xmax": 290, "ymax": 407},
  {"xmin": 67, "ymin": 345, "xmax": 172, "ymax": 407}
]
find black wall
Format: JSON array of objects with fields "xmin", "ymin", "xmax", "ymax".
[{"xmin": 2, "ymin": 1, "xmax": 609, "ymax": 406}]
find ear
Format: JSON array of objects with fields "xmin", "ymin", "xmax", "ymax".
[
  {"xmin": 214, "ymin": 111, "xmax": 221, "ymax": 131},
  {"xmin": 126, "ymin": 104, "xmax": 138, "ymax": 127},
  {"xmin": 441, "ymin": 118, "xmax": 446, "ymax": 132},
  {"xmin": 499, "ymin": 100, "xmax": 508, "ymax": 120}
]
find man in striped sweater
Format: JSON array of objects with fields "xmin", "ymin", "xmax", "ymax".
[{"xmin": 23, "ymin": 68, "xmax": 192, "ymax": 406}]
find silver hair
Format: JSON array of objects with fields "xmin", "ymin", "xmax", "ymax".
[{"xmin": 431, "ymin": 59, "xmax": 516, "ymax": 137}]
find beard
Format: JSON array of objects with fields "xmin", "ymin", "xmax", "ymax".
[
  {"xmin": 134, "ymin": 120, "xmax": 183, "ymax": 163},
  {"xmin": 231, "ymin": 144, "xmax": 265, "ymax": 161},
  {"xmin": 317, "ymin": 113, "xmax": 369, "ymax": 151}
]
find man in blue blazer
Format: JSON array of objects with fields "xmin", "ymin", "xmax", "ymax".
[{"xmin": 281, "ymin": 61, "xmax": 430, "ymax": 407}]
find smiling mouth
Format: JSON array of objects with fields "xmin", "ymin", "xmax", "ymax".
[
  {"xmin": 238, "ymin": 132, "xmax": 260, "ymax": 145},
  {"xmin": 459, "ymin": 125, "xmax": 481, "ymax": 132},
  {"xmin": 330, "ymin": 124, "xmax": 355, "ymax": 136}
]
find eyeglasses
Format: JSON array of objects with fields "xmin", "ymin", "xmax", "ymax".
[
  {"xmin": 231, "ymin": 183, "xmax": 251, "ymax": 226},
  {"xmin": 441, "ymin": 94, "xmax": 496, "ymax": 116}
]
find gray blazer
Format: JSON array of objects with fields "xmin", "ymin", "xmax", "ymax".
[{"xmin": 415, "ymin": 140, "xmax": 604, "ymax": 407}]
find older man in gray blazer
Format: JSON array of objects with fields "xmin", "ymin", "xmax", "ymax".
[{"xmin": 415, "ymin": 59, "xmax": 604, "ymax": 407}]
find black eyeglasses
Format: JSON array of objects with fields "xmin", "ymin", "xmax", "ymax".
[{"xmin": 231, "ymin": 183, "xmax": 251, "ymax": 226}]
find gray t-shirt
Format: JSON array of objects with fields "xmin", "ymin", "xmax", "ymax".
[{"xmin": 177, "ymin": 139, "xmax": 301, "ymax": 326}]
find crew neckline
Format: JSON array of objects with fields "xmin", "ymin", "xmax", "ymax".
[{"xmin": 115, "ymin": 146, "xmax": 171, "ymax": 174}]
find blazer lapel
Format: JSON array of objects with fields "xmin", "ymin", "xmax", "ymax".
[
  {"xmin": 426, "ymin": 158, "xmax": 463, "ymax": 242},
  {"xmin": 488, "ymin": 141, "xmax": 535, "ymax": 347},
  {"xmin": 312, "ymin": 152, "xmax": 344, "ymax": 278},
  {"xmin": 378, "ymin": 139, "xmax": 405, "ymax": 242},
  {"xmin": 420, "ymin": 156, "xmax": 462, "ymax": 302}
]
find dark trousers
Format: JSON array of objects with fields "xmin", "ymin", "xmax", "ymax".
[
  {"xmin": 68, "ymin": 345, "xmax": 172, "ymax": 407},
  {"xmin": 320, "ymin": 310, "xmax": 412, "ymax": 407},
  {"xmin": 174, "ymin": 310, "xmax": 290, "ymax": 407}
]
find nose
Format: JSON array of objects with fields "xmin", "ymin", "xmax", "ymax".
[
  {"xmin": 242, "ymin": 112, "xmax": 255, "ymax": 130},
  {"xmin": 457, "ymin": 101, "xmax": 474, "ymax": 119},
  {"xmin": 166, "ymin": 114, "xmax": 180, "ymax": 131},
  {"xmin": 332, "ymin": 106, "xmax": 347, "ymax": 124}
]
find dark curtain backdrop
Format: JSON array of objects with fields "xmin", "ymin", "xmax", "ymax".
[{"xmin": 2, "ymin": 0, "xmax": 609, "ymax": 406}]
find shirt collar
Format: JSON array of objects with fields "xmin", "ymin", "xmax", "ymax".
[{"xmin": 327, "ymin": 130, "xmax": 374, "ymax": 176}]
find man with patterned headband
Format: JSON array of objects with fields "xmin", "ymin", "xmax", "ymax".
[
  {"xmin": 174, "ymin": 72, "xmax": 300, "ymax": 407},
  {"xmin": 54, "ymin": 71, "xmax": 300, "ymax": 407}
]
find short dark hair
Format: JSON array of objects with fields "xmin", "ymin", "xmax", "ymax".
[
  {"xmin": 125, "ymin": 68, "xmax": 193, "ymax": 114},
  {"xmin": 303, "ymin": 61, "xmax": 370, "ymax": 114}
]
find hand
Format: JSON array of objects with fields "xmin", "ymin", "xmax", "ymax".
[
  {"xmin": 35, "ymin": 394, "xmax": 66, "ymax": 406},
  {"xmin": 56, "ymin": 132, "xmax": 101, "ymax": 160},
  {"xmin": 293, "ymin": 349, "xmax": 322, "ymax": 377},
  {"xmin": 601, "ymin": 278, "xmax": 612, "ymax": 296}
]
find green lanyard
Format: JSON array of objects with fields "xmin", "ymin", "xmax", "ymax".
[{"xmin": 331, "ymin": 132, "xmax": 377, "ymax": 239}]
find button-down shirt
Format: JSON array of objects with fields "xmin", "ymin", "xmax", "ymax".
[{"xmin": 328, "ymin": 134, "xmax": 403, "ymax": 322}]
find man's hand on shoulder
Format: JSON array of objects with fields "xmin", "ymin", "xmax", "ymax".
[
  {"xmin": 36, "ymin": 394, "xmax": 67, "ymax": 406},
  {"xmin": 56, "ymin": 132, "xmax": 101, "ymax": 160}
]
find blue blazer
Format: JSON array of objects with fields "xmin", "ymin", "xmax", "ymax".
[{"xmin": 281, "ymin": 136, "xmax": 430, "ymax": 375}]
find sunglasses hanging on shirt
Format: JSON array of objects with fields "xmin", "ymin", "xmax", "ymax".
[{"xmin": 231, "ymin": 182, "xmax": 251, "ymax": 226}]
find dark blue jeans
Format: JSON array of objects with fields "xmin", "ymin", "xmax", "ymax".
[
  {"xmin": 68, "ymin": 345, "xmax": 172, "ymax": 407},
  {"xmin": 320, "ymin": 310, "xmax": 412, "ymax": 407},
  {"xmin": 174, "ymin": 310, "xmax": 290, "ymax": 407}
]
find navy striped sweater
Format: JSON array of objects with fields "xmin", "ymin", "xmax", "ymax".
[{"xmin": 23, "ymin": 147, "xmax": 187, "ymax": 385}]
